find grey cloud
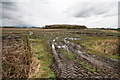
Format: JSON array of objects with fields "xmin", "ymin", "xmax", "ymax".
[
  {"xmin": 2, "ymin": 2, "xmax": 18, "ymax": 11},
  {"xmin": 1, "ymin": 2, "xmax": 27, "ymax": 26},
  {"xmin": 118, "ymin": 1, "xmax": 120, "ymax": 28},
  {"xmin": 0, "ymin": 1, "xmax": 118, "ymax": 28},
  {"xmin": 2, "ymin": 11, "xmax": 23, "ymax": 21},
  {"xmin": 1, "ymin": 0, "xmax": 19, "ymax": 2},
  {"xmin": 0, "ymin": 2, "xmax": 2, "ymax": 18},
  {"xmin": 3, "ymin": 18, "xmax": 26, "ymax": 25},
  {"xmin": 67, "ymin": 2, "xmax": 117, "ymax": 18}
]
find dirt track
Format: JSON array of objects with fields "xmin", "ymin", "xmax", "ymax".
[{"xmin": 51, "ymin": 37, "xmax": 120, "ymax": 78}]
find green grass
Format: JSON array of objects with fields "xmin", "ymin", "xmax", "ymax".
[
  {"xmin": 48, "ymin": 71, "xmax": 56, "ymax": 78},
  {"xmin": 30, "ymin": 38, "xmax": 42, "ymax": 42},
  {"xmin": 30, "ymin": 38, "xmax": 55, "ymax": 78},
  {"xmin": 79, "ymin": 61, "xmax": 97, "ymax": 72},
  {"xmin": 42, "ymin": 67, "xmax": 50, "ymax": 71},
  {"xmin": 79, "ymin": 61, "xmax": 86, "ymax": 65},
  {"xmin": 38, "ymin": 56, "xmax": 44, "ymax": 60},
  {"xmin": 60, "ymin": 50, "xmax": 76, "ymax": 60},
  {"xmin": 84, "ymin": 65, "xmax": 96, "ymax": 72},
  {"xmin": 3, "ymin": 28, "xmax": 119, "ymax": 78}
]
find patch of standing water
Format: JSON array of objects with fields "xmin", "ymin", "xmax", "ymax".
[
  {"xmin": 52, "ymin": 43, "xmax": 58, "ymax": 55},
  {"xmin": 28, "ymin": 31, "xmax": 33, "ymax": 35},
  {"xmin": 67, "ymin": 38, "xmax": 81, "ymax": 40}
]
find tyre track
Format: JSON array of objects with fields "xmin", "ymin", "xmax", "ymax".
[{"xmin": 51, "ymin": 37, "xmax": 120, "ymax": 78}]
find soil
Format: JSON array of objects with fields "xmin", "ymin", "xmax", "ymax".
[{"xmin": 51, "ymin": 37, "xmax": 120, "ymax": 78}]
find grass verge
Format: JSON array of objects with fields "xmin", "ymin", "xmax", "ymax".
[{"xmin": 30, "ymin": 38, "xmax": 55, "ymax": 78}]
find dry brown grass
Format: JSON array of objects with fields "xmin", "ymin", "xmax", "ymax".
[
  {"xmin": 2, "ymin": 35, "xmax": 32, "ymax": 79},
  {"xmin": 83, "ymin": 38, "xmax": 119, "ymax": 58},
  {"xmin": 2, "ymin": 28, "xmax": 64, "ymax": 31},
  {"xmin": 0, "ymin": 41, "xmax": 2, "ymax": 80},
  {"xmin": 93, "ymin": 39, "xmax": 118, "ymax": 55},
  {"xmin": 101, "ymin": 30, "xmax": 119, "ymax": 33},
  {"xmin": 29, "ymin": 54, "xmax": 40, "ymax": 78}
]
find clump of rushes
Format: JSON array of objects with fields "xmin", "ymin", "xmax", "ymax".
[
  {"xmin": 23, "ymin": 32, "xmax": 31, "ymax": 51},
  {"xmin": 22, "ymin": 32, "xmax": 32, "ymax": 60}
]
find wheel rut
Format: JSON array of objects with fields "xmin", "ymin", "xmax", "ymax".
[{"xmin": 51, "ymin": 37, "xmax": 120, "ymax": 78}]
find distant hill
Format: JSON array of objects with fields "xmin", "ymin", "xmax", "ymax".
[{"xmin": 43, "ymin": 24, "xmax": 87, "ymax": 29}]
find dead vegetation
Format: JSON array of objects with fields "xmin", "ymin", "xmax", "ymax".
[
  {"xmin": 81, "ymin": 38, "xmax": 119, "ymax": 59},
  {"xmin": 2, "ymin": 28, "xmax": 120, "ymax": 79},
  {"xmin": 2, "ymin": 34, "xmax": 33, "ymax": 79}
]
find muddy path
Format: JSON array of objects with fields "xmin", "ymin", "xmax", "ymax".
[{"xmin": 51, "ymin": 37, "xmax": 120, "ymax": 78}]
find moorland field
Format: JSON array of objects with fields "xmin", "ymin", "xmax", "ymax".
[{"xmin": 2, "ymin": 27, "xmax": 120, "ymax": 79}]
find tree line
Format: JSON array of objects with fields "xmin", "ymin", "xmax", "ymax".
[{"xmin": 43, "ymin": 24, "xmax": 87, "ymax": 29}]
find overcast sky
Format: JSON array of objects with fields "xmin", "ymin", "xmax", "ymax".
[{"xmin": 0, "ymin": 0, "xmax": 119, "ymax": 28}]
